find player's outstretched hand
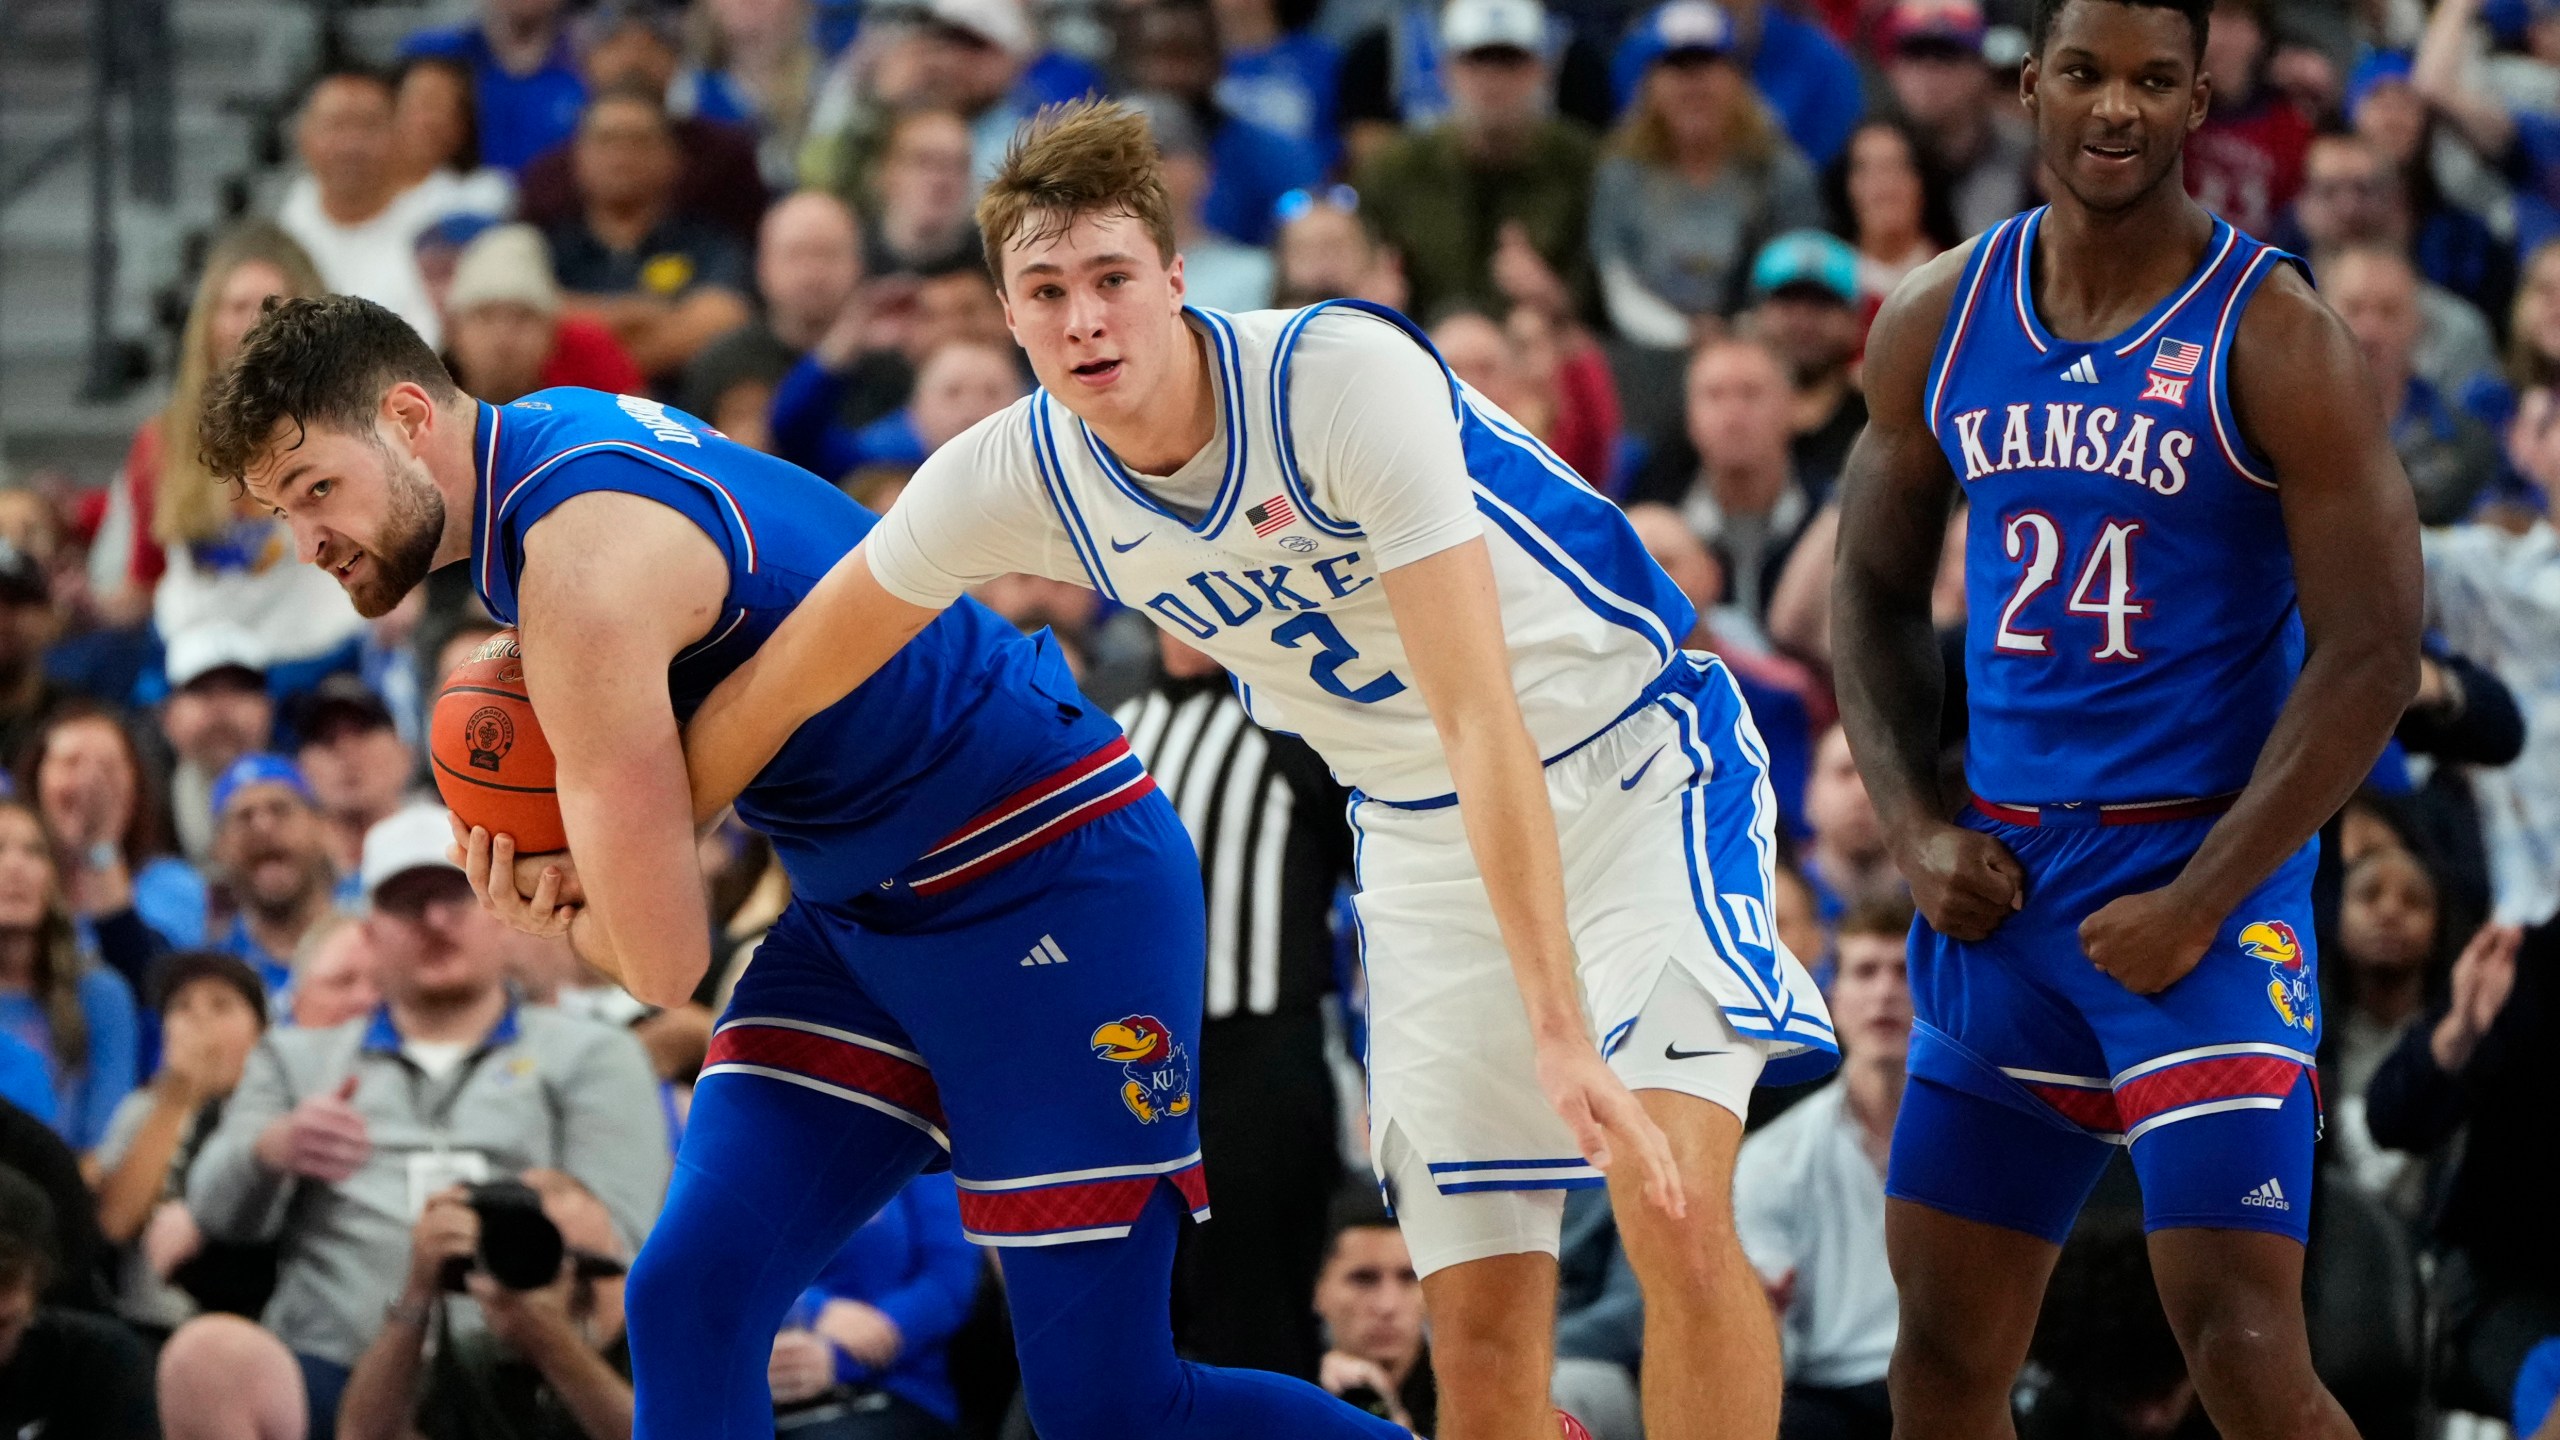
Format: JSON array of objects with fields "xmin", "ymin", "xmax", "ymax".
[
  {"xmin": 2079, "ymin": 885, "xmax": 2218, "ymax": 995},
  {"xmin": 1535, "ymin": 1041, "xmax": 1687, "ymax": 1221},
  {"xmin": 454, "ymin": 820, "xmax": 582, "ymax": 940},
  {"xmin": 1898, "ymin": 821, "xmax": 2026, "ymax": 941}
]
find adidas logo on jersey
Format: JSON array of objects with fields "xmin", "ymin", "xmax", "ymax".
[
  {"xmin": 2060, "ymin": 355, "xmax": 2100, "ymax": 383},
  {"xmin": 2239, "ymin": 1178, "xmax": 2289, "ymax": 1210},
  {"xmin": 1020, "ymin": 935, "xmax": 1071, "ymax": 967}
]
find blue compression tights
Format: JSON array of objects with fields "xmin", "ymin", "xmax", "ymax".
[{"xmin": 626, "ymin": 1073, "xmax": 1408, "ymax": 1440}]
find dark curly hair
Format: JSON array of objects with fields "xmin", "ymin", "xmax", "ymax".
[
  {"xmin": 196, "ymin": 294, "xmax": 461, "ymax": 483},
  {"xmin": 2030, "ymin": 0, "xmax": 2212, "ymax": 60}
]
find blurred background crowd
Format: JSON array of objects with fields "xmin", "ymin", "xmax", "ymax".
[{"xmin": 2, "ymin": 0, "xmax": 2560, "ymax": 1432}]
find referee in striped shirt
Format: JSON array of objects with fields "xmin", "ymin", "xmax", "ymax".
[{"xmin": 1117, "ymin": 634, "xmax": 1355, "ymax": 1382}]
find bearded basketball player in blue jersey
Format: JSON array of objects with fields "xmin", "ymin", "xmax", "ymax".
[
  {"xmin": 1831, "ymin": 0, "xmax": 2421, "ymax": 1433},
  {"xmin": 195, "ymin": 298, "xmax": 1407, "ymax": 1440}
]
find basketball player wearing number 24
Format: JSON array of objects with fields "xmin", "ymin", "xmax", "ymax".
[
  {"xmin": 1830, "ymin": 0, "xmax": 2419, "ymax": 1432},
  {"xmin": 194, "ymin": 296, "xmax": 1412, "ymax": 1440}
]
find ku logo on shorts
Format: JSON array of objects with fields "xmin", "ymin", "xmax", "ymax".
[
  {"xmin": 2241, "ymin": 920, "xmax": 2315, "ymax": 1038},
  {"xmin": 1092, "ymin": 1015, "xmax": 1194, "ymax": 1123}
]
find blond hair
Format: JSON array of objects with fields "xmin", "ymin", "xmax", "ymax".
[
  {"xmin": 1610, "ymin": 62, "xmax": 1778, "ymax": 172},
  {"xmin": 977, "ymin": 99, "xmax": 1178, "ymax": 287},
  {"xmin": 157, "ymin": 223, "xmax": 327, "ymax": 546}
]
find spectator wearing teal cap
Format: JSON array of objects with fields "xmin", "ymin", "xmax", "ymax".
[
  {"xmin": 207, "ymin": 755, "xmax": 352, "ymax": 1003},
  {"xmin": 1590, "ymin": 0, "xmax": 1823, "ymax": 347},
  {"xmin": 1743, "ymin": 230, "xmax": 1866, "ymax": 499}
]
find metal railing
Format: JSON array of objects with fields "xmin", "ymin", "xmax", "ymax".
[{"xmin": 0, "ymin": 0, "xmax": 177, "ymax": 412}]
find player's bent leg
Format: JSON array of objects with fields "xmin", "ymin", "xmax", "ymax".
[
  {"xmin": 1376, "ymin": 1119, "xmax": 1572, "ymax": 1440},
  {"xmin": 628, "ymin": 1072, "xmax": 941, "ymax": 1440},
  {"xmin": 1882, "ymin": 1077, "xmax": 2111, "ymax": 1440},
  {"xmin": 999, "ymin": 1185, "xmax": 1409, "ymax": 1440},
  {"xmin": 2146, "ymin": 1228, "xmax": 2352, "ymax": 1440},
  {"xmin": 1607, "ymin": 1090, "xmax": 1777, "ymax": 1440},
  {"xmin": 1604, "ymin": 974, "xmax": 1782, "ymax": 1440},
  {"xmin": 2128, "ymin": 1074, "xmax": 2350, "ymax": 1440},
  {"xmin": 1423, "ymin": 1253, "xmax": 1567, "ymax": 1440}
]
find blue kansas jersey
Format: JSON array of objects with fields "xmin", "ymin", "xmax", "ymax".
[
  {"xmin": 463, "ymin": 389, "xmax": 1130, "ymax": 913},
  {"xmin": 1927, "ymin": 209, "xmax": 2307, "ymax": 805}
]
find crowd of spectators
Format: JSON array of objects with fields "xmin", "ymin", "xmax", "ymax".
[{"xmin": 3, "ymin": 0, "xmax": 2560, "ymax": 1429}]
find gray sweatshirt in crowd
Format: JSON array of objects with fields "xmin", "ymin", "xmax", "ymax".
[{"xmin": 187, "ymin": 1002, "xmax": 672, "ymax": 1366}]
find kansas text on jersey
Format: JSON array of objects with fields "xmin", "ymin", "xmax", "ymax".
[{"xmin": 1927, "ymin": 209, "xmax": 2309, "ymax": 807}]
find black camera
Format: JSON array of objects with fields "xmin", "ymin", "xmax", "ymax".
[{"xmin": 438, "ymin": 1179, "xmax": 566, "ymax": 1293}]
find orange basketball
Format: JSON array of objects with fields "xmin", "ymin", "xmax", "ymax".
[{"xmin": 430, "ymin": 630, "xmax": 567, "ymax": 855}]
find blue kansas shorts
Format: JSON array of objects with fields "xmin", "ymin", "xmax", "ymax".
[
  {"xmin": 702, "ymin": 757, "xmax": 1212, "ymax": 1250},
  {"xmin": 1885, "ymin": 801, "xmax": 2322, "ymax": 1244}
]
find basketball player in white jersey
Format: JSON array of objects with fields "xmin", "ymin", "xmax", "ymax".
[{"xmin": 679, "ymin": 101, "xmax": 1835, "ymax": 1440}]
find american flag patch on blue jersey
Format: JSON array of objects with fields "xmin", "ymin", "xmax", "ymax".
[
  {"xmin": 1247, "ymin": 496, "xmax": 1298, "ymax": 536},
  {"xmin": 2152, "ymin": 338, "xmax": 2204, "ymax": 376}
]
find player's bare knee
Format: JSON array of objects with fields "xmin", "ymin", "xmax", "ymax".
[{"xmin": 158, "ymin": 1315, "xmax": 303, "ymax": 1439}]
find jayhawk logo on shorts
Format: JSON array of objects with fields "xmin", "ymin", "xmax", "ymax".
[
  {"xmin": 2240, "ymin": 920, "xmax": 2315, "ymax": 1037},
  {"xmin": 1090, "ymin": 1015, "xmax": 1194, "ymax": 1124}
]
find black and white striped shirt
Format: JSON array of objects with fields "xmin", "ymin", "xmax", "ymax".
[{"xmin": 1117, "ymin": 678, "xmax": 1352, "ymax": 1022}]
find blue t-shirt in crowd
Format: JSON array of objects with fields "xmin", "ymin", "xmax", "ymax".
[
  {"xmin": 0, "ymin": 966, "xmax": 139, "ymax": 1152},
  {"xmin": 1219, "ymin": 33, "xmax": 1344, "ymax": 166},
  {"xmin": 1204, "ymin": 111, "xmax": 1325, "ymax": 246},
  {"xmin": 786, "ymin": 1172, "xmax": 981, "ymax": 1425},
  {"xmin": 398, "ymin": 24, "xmax": 586, "ymax": 173},
  {"xmin": 133, "ymin": 855, "xmax": 207, "ymax": 951},
  {"xmin": 0, "ymin": 1030, "xmax": 55, "ymax": 1125}
]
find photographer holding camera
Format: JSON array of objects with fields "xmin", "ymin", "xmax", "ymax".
[
  {"xmin": 339, "ymin": 1169, "xmax": 633, "ymax": 1440},
  {"xmin": 158, "ymin": 804, "xmax": 668, "ymax": 1440}
]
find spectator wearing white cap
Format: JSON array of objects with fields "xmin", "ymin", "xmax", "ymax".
[
  {"xmin": 801, "ymin": 0, "xmax": 1046, "ymax": 206},
  {"xmin": 162, "ymin": 803, "xmax": 668, "ymax": 1440},
  {"xmin": 1352, "ymin": 0, "xmax": 1600, "ymax": 324},
  {"xmin": 1588, "ymin": 0, "xmax": 1823, "ymax": 346},
  {"xmin": 159, "ymin": 627, "xmax": 280, "ymax": 866},
  {"xmin": 442, "ymin": 223, "xmax": 646, "ymax": 405}
]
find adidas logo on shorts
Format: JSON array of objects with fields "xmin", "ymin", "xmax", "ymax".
[{"xmin": 2239, "ymin": 1178, "xmax": 2289, "ymax": 1211}]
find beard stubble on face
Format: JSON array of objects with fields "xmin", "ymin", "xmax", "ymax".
[{"xmin": 349, "ymin": 442, "xmax": 448, "ymax": 619}]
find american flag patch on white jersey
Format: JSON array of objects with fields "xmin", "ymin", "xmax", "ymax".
[
  {"xmin": 1246, "ymin": 495, "xmax": 1299, "ymax": 536},
  {"xmin": 2152, "ymin": 338, "xmax": 2204, "ymax": 376}
]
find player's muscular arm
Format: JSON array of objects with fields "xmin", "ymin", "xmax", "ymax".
[
  {"xmin": 681, "ymin": 545, "xmax": 943, "ymax": 823},
  {"xmin": 2082, "ymin": 267, "xmax": 2423, "ymax": 994},
  {"xmin": 1382, "ymin": 542, "xmax": 1685, "ymax": 1218},
  {"xmin": 1832, "ymin": 248, "xmax": 2028, "ymax": 942},
  {"xmin": 512, "ymin": 493, "xmax": 732, "ymax": 1008}
]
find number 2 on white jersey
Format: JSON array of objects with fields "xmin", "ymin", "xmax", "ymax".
[{"xmin": 1993, "ymin": 513, "xmax": 2149, "ymax": 661}]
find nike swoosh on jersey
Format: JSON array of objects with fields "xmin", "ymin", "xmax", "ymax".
[
  {"xmin": 1110, "ymin": 533, "xmax": 1151, "ymax": 552},
  {"xmin": 1620, "ymin": 746, "xmax": 1665, "ymax": 791},
  {"xmin": 1663, "ymin": 1043, "xmax": 1725, "ymax": 1061}
]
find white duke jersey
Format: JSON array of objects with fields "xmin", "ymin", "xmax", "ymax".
[{"xmin": 867, "ymin": 301, "xmax": 1697, "ymax": 804}]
